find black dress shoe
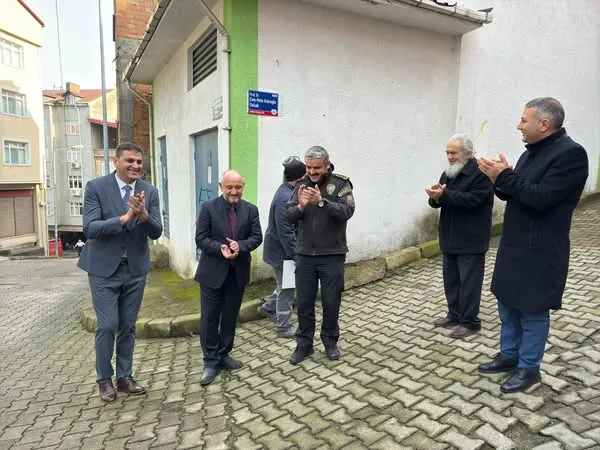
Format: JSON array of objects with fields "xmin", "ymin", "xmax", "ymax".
[
  {"xmin": 325, "ymin": 345, "xmax": 341, "ymax": 360},
  {"xmin": 433, "ymin": 317, "xmax": 458, "ymax": 328},
  {"xmin": 98, "ymin": 380, "xmax": 116, "ymax": 403},
  {"xmin": 200, "ymin": 367, "xmax": 221, "ymax": 386},
  {"xmin": 479, "ymin": 353, "xmax": 518, "ymax": 374},
  {"xmin": 289, "ymin": 347, "xmax": 314, "ymax": 365},
  {"xmin": 501, "ymin": 368, "xmax": 541, "ymax": 393},
  {"xmin": 221, "ymin": 356, "xmax": 243, "ymax": 370},
  {"xmin": 450, "ymin": 326, "xmax": 479, "ymax": 339},
  {"xmin": 116, "ymin": 376, "xmax": 146, "ymax": 395}
]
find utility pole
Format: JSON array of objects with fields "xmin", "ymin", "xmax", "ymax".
[{"xmin": 98, "ymin": 0, "xmax": 110, "ymax": 174}]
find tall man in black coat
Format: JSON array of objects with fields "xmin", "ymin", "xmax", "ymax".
[
  {"xmin": 478, "ymin": 97, "xmax": 589, "ymax": 393},
  {"xmin": 194, "ymin": 170, "xmax": 263, "ymax": 386},
  {"xmin": 427, "ymin": 134, "xmax": 493, "ymax": 339}
]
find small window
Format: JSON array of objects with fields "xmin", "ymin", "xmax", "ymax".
[
  {"xmin": 68, "ymin": 175, "xmax": 82, "ymax": 189},
  {"xmin": 1, "ymin": 89, "xmax": 26, "ymax": 117},
  {"xmin": 66, "ymin": 95, "xmax": 77, "ymax": 105},
  {"xmin": 69, "ymin": 202, "xmax": 83, "ymax": 216},
  {"xmin": 66, "ymin": 120, "xmax": 80, "ymax": 135},
  {"xmin": 47, "ymin": 201, "xmax": 54, "ymax": 216},
  {"xmin": 189, "ymin": 27, "xmax": 217, "ymax": 88},
  {"xmin": 3, "ymin": 140, "xmax": 30, "ymax": 165},
  {"xmin": 0, "ymin": 38, "xmax": 24, "ymax": 68},
  {"xmin": 68, "ymin": 148, "xmax": 81, "ymax": 163}
]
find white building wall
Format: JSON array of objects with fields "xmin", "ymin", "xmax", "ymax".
[
  {"xmin": 456, "ymin": 0, "xmax": 600, "ymax": 191},
  {"xmin": 153, "ymin": 2, "xmax": 225, "ymax": 278},
  {"xmin": 257, "ymin": 0, "xmax": 462, "ymax": 263}
]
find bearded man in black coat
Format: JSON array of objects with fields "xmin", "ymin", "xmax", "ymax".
[
  {"xmin": 427, "ymin": 134, "xmax": 493, "ymax": 339},
  {"xmin": 478, "ymin": 97, "xmax": 589, "ymax": 393}
]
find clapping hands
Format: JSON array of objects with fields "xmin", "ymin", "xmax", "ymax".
[
  {"xmin": 477, "ymin": 153, "xmax": 512, "ymax": 183},
  {"xmin": 298, "ymin": 184, "xmax": 321, "ymax": 210},
  {"xmin": 221, "ymin": 238, "xmax": 239, "ymax": 259},
  {"xmin": 425, "ymin": 183, "xmax": 446, "ymax": 201}
]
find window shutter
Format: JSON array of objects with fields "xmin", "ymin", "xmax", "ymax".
[{"xmin": 191, "ymin": 28, "xmax": 218, "ymax": 88}]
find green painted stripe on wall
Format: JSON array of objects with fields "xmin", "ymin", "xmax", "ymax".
[{"xmin": 224, "ymin": 0, "xmax": 259, "ymax": 204}]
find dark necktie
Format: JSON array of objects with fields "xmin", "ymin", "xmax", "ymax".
[
  {"xmin": 228, "ymin": 206, "xmax": 237, "ymax": 238},
  {"xmin": 123, "ymin": 185, "xmax": 132, "ymax": 211}
]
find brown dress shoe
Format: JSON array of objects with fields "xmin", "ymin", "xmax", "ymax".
[
  {"xmin": 99, "ymin": 380, "xmax": 116, "ymax": 403},
  {"xmin": 434, "ymin": 317, "xmax": 458, "ymax": 328},
  {"xmin": 450, "ymin": 326, "xmax": 478, "ymax": 339},
  {"xmin": 116, "ymin": 376, "xmax": 146, "ymax": 395}
]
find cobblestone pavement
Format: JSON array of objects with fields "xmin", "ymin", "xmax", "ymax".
[{"xmin": 1, "ymin": 201, "xmax": 600, "ymax": 450}]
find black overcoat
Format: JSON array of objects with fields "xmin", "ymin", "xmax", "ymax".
[
  {"xmin": 429, "ymin": 158, "xmax": 494, "ymax": 254},
  {"xmin": 491, "ymin": 128, "xmax": 588, "ymax": 312}
]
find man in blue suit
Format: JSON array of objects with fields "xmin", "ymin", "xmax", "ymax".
[
  {"xmin": 194, "ymin": 170, "xmax": 262, "ymax": 386},
  {"xmin": 78, "ymin": 143, "xmax": 162, "ymax": 402}
]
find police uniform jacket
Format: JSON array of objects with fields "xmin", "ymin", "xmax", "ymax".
[
  {"xmin": 286, "ymin": 169, "xmax": 354, "ymax": 256},
  {"xmin": 429, "ymin": 158, "xmax": 494, "ymax": 254},
  {"xmin": 491, "ymin": 128, "xmax": 588, "ymax": 313}
]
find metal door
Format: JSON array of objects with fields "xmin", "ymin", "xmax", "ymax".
[
  {"xmin": 158, "ymin": 136, "xmax": 170, "ymax": 238},
  {"xmin": 194, "ymin": 129, "xmax": 219, "ymax": 259}
]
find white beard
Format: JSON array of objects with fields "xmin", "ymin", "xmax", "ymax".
[{"xmin": 445, "ymin": 161, "xmax": 466, "ymax": 179}]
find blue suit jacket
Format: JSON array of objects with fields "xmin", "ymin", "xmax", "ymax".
[
  {"xmin": 194, "ymin": 196, "xmax": 262, "ymax": 289},
  {"xmin": 78, "ymin": 172, "xmax": 163, "ymax": 277}
]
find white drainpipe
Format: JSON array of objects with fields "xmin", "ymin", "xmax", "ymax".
[{"xmin": 195, "ymin": 0, "xmax": 231, "ymax": 172}]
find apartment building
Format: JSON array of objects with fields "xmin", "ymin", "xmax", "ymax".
[
  {"xmin": 0, "ymin": 0, "xmax": 47, "ymax": 256},
  {"xmin": 43, "ymin": 82, "xmax": 117, "ymax": 247}
]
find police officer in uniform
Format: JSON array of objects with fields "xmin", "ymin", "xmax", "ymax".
[{"xmin": 286, "ymin": 146, "xmax": 355, "ymax": 365}]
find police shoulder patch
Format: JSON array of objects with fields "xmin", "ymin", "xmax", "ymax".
[
  {"xmin": 332, "ymin": 173, "xmax": 349, "ymax": 181},
  {"xmin": 338, "ymin": 186, "xmax": 352, "ymax": 197}
]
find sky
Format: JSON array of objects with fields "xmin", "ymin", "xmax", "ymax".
[{"xmin": 26, "ymin": 0, "xmax": 116, "ymax": 90}]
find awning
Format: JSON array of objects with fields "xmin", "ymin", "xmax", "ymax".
[
  {"xmin": 88, "ymin": 118, "xmax": 117, "ymax": 128},
  {"xmin": 127, "ymin": 0, "xmax": 219, "ymax": 84}
]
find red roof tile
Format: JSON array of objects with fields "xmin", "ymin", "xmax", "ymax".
[{"xmin": 43, "ymin": 89, "xmax": 114, "ymax": 104}]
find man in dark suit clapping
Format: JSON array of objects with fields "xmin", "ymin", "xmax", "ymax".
[{"xmin": 194, "ymin": 170, "xmax": 263, "ymax": 385}]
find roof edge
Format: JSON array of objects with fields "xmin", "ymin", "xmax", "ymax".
[
  {"xmin": 124, "ymin": 0, "xmax": 172, "ymax": 84},
  {"xmin": 17, "ymin": 0, "xmax": 45, "ymax": 27}
]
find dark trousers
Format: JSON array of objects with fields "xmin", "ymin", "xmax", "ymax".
[
  {"xmin": 89, "ymin": 263, "xmax": 147, "ymax": 383},
  {"xmin": 498, "ymin": 301, "xmax": 550, "ymax": 369},
  {"xmin": 200, "ymin": 267, "xmax": 245, "ymax": 368},
  {"xmin": 442, "ymin": 252, "xmax": 485, "ymax": 330},
  {"xmin": 295, "ymin": 254, "xmax": 345, "ymax": 349}
]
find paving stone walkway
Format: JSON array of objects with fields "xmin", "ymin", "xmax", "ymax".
[{"xmin": 1, "ymin": 200, "xmax": 600, "ymax": 449}]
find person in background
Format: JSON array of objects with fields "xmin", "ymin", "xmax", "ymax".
[
  {"xmin": 259, "ymin": 156, "xmax": 306, "ymax": 338},
  {"xmin": 427, "ymin": 134, "xmax": 493, "ymax": 339},
  {"xmin": 74, "ymin": 239, "xmax": 85, "ymax": 256}
]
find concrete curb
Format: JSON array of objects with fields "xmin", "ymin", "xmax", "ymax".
[
  {"xmin": 80, "ymin": 190, "xmax": 599, "ymax": 338},
  {"xmin": 10, "ymin": 255, "xmax": 79, "ymax": 260}
]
